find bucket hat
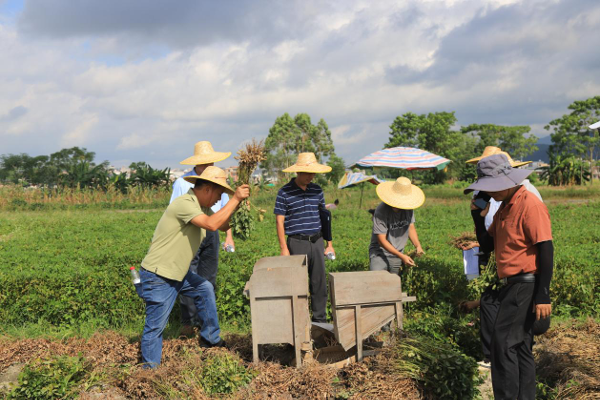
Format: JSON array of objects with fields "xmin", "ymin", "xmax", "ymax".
[
  {"xmin": 376, "ymin": 177, "xmax": 425, "ymax": 210},
  {"xmin": 282, "ymin": 152, "xmax": 332, "ymax": 173},
  {"xmin": 180, "ymin": 141, "xmax": 231, "ymax": 165},
  {"xmin": 464, "ymin": 154, "xmax": 533, "ymax": 194},
  {"xmin": 183, "ymin": 166, "xmax": 234, "ymax": 195},
  {"xmin": 466, "ymin": 146, "xmax": 531, "ymax": 167}
]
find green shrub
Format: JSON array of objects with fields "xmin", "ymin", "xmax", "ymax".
[
  {"xmin": 200, "ymin": 351, "xmax": 255, "ymax": 395},
  {"xmin": 7, "ymin": 355, "xmax": 90, "ymax": 400},
  {"xmin": 392, "ymin": 336, "xmax": 480, "ymax": 400}
]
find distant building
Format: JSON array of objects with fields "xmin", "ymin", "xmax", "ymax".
[
  {"xmin": 169, "ymin": 168, "xmax": 189, "ymax": 181},
  {"xmin": 523, "ymin": 160, "xmax": 549, "ymax": 176},
  {"xmin": 224, "ymin": 166, "xmax": 239, "ymax": 182}
]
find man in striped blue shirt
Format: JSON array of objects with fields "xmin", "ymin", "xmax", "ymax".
[{"xmin": 274, "ymin": 153, "xmax": 335, "ymax": 323}]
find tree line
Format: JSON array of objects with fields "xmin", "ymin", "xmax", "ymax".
[
  {"xmin": 0, "ymin": 147, "xmax": 171, "ymax": 192},
  {"xmin": 260, "ymin": 96, "xmax": 599, "ymax": 186},
  {"xmin": 3, "ymin": 96, "xmax": 598, "ymax": 189}
]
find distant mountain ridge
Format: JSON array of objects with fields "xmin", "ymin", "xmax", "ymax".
[{"xmin": 524, "ymin": 135, "xmax": 551, "ymax": 163}]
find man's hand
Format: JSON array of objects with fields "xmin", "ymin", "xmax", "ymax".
[
  {"xmin": 234, "ymin": 184, "xmax": 250, "ymax": 202},
  {"xmin": 460, "ymin": 241, "xmax": 480, "ymax": 251},
  {"xmin": 480, "ymin": 202, "xmax": 491, "ymax": 218},
  {"xmin": 459, "ymin": 300, "xmax": 480, "ymax": 313},
  {"xmin": 324, "ymin": 244, "xmax": 335, "ymax": 257},
  {"xmin": 470, "ymin": 198, "xmax": 479, "ymax": 211},
  {"xmin": 280, "ymin": 248, "xmax": 290, "ymax": 256},
  {"xmin": 223, "ymin": 236, "xmax": 234, "ymax": 249},
  {"xmin": 400, "ymin": 254, "xmax": 416, "ymax": 267},
  {"xmin": 534, "ymin": 303, "xmax": 552, "ymax": 320},
  {"xmin": 415, "ymin": 246, "xmax": 425, "ymax": 257}
]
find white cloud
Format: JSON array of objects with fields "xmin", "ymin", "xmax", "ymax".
[{"xmin": 0, "ymin": 0, "xmax": 598, "ymax": 167}]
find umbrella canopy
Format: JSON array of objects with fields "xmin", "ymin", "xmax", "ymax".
[
  {"xmin": 338, "ymin": 171, "xmax": 383, "ymax": 189},
  {"xmin": 354, "ymin": 146, "xmax": 451, "ymax": 171}
]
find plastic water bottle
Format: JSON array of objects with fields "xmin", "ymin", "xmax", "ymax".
[
  {"xmin": 326, "ymin": 252, "xmax": 336, "ymax": 261},
  {"xmin": 222, "ymin": 242, "xmax": 235, "ymax": 253},
  {"xmin": 130, "ymin": 267, "xmax": 143, "ymax": 298}
]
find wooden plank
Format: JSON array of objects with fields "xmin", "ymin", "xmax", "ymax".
[
  {"xmin": 250, "ymin": 268, "xmax": 308, "ymax": 298},
  {"xmin": 395, "ymin": 301, "xmax": 403, "ymax": 330},
  {"xmin": 292, "ymin": 295, "xmax": 301, "ymax": 368},
  {"xmin": 334, "ymin": 304, "xmax": 396, "ymax": 350},
  {"xmin": 253, "ymin": 255, "xmax": 307, "ymax": 271},
  {"xmin": 355, "ymin": 305, "xmax": 362, "ymax": 362},
  {"xmin": 250, "ymin": 296, "xmax": 260, "ymax": 364},
  {"xmin": 329, "ymin": 271, "xmax": 402, "ymax": 306}
]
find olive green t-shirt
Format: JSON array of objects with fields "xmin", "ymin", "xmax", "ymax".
[{"xmin": 141, "ymin": 189, "xmax": 213, "ymax": 281}]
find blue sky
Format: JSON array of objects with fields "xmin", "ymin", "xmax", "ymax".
[{"xmin": 1, "ymin": 0, "xmax": 599, "ymax": 169}]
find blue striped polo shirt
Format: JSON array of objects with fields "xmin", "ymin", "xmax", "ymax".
[{"xmin": 274, "ymin": 178, "xmax": 325, "ymax": 236}]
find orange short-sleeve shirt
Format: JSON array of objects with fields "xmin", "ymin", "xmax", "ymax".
[{"xmin": 488, "ymin": 186, "xmax": 552, "ymax": 278}]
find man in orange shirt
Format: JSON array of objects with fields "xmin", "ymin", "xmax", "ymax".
[{"xmin": 464, "ymin": 154, "xmax": 553, "ymax": 400}]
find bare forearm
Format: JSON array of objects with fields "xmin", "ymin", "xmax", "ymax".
[
  {"xmin": 193, "ymin": 197, "xmax": 241, "ymax": 231},
  {"xmin": 377, "ymin": 235, "xmax": 403, "ymax": 258},
  {"xmin": 276, "ymin": 216, "xmax": 288, "ymax": 251},
  {"xmin": 408, "ymin": 224, "xmax": 421, "ymax": 248}
]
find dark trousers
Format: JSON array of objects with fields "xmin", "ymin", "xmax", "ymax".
[
  {"xmin": 180, "ymin": 230, "xmax": 220, "ymax": 326},
  {"xmin": 287, "ymin": 236, "xmax": 327, "ymax": 323},
  {"xmin": 491, "ymin": 281, "xmax": 536, "ymax": 400},
  {"xmin": 480, "ymin": 285, "xmax": 500, "ymax": 360}
]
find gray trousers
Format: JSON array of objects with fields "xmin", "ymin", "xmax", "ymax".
[
  {"xmin": 369, "ymin": 253, "xmax": 403, "ymax": 276},
  {"xmin": 180, "ymin": 230, "xmax": 220, "ymax": 326},
  {"xmin": 287, "ymin": 236, "xmax": 328, "ymax": 323}
]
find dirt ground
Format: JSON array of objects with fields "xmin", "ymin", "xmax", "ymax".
[{"xmin": 1, "ymin": 320, "xmax": 599, "ymax": 399}]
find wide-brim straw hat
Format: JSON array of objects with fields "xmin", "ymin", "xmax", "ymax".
[
  {"xmin": 180, "ymin": 141, "xmax": 231, "ymax": 165},
  {"xmin": 376, "ymin": 177, "xmax": 425, "ymax": 210},
  {"xmin": 183, "ymin": 166, "xmax": 234, "ymax": 195},
  {"xmin": 464, "ymin": 154, "xmax": 533, "ymax": 194},
  {"xmin": 466, "ymin": 146, "xmax": 531, "ymax": 167},
  {"xmin": 282, "ymin": 152, "xmax": 332, "ymax": 173}
]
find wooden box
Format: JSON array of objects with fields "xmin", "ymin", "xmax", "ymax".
[
  {"xmin": 245, "ymin": 255, "xmax": 311, "ymax": 366},
  {"xmin": 329, "ymin": 271, "xmax": 415, "ymax": 361}
]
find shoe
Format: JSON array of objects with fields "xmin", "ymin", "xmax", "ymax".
[
  {"xmin": 199, "ymin": 338, "xmax": 226, "ymax": 348},
  {"xmin": 180, "ymin": 325, "xmax": 195, "ymax": 337},
  {"xmin": 477, "ymin": 360, "xmax": 491, "ymax": 369}
]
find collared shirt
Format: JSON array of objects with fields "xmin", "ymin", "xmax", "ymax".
[
  {"xmin": 274, "ymin": 178, "xmax": 325, "ymax": 236},
  {"xmin": 170, "ymin": 169, "xmax": 229, "ymax": 212},
  {"xmin": 142, "ymin": 189, "xmax": 213, "ymax": 281},
  {"xmin": 488, "ymin": 186, "xmax": 552, "ymax": 278}
]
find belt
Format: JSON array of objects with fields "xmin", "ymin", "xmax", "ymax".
[
  {"xmin": 288, "ymin": 232, "xmax": 322, "ymax": 243},
  {"xmin": 500, "ymin": 272, "xmax": 536, "ymax": 285}
]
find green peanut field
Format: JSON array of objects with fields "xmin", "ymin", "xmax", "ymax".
[{"xmin": 0, "ymin": 185, "xmax": 598, "ymax": 399}]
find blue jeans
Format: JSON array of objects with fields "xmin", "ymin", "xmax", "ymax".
[
  {"xmin": 180, "ymin": 230, "xmax": 220, "ymax": 326},
  {"xmin": 140, "ymin": 268, "xmax": 221, "ymax": 368}
]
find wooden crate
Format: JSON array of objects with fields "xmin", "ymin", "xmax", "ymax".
[
  {"xmin": 245, "ymin": 255, "xmax": 311, "ymax": 367},
  {"xmin": 329, "ymin": 271, "xmax": 416, "ymax": 361}
]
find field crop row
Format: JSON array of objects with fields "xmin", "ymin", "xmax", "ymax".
[{"xmin": 0, "ymin": 192, "xmax": 597, "ymax": 336}]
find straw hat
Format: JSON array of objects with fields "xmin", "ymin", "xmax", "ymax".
[
  {"xmin": 180, "ymin": 141, "xmax": 231, "ymax": 165},
  {"xmin": 376, "ymin": 177, "xmax": 425, "ymax": 210},
  {"xmin": 466, "ymin": 146, "xmax": 531, "ymax": 167},
  {"xmin": 282, "ymin": 152, "xmax": 332, "ymax": 173},
  {"xmin": 183, "ymin": 166, "xmax": 234, "ymax": 195}
]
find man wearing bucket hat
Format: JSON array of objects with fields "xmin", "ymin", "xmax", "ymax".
[
  {"xmin": 369, "ymin": 177, "xmax": 425, "ymax": 275},
  {"xmin": 274, "ymin": 153, "xmax": 335, "ymax": 323},
  {"xmin": 170, "ymin": 141, "xmax": 235, "ymax": 336},
  {"xmin": 464, "ymin": 153, "xmax": 553, "ymax": 400},
  {"xmin": 461, "ymin": 147, "xmax": 547, "ymax": 369},
  {"xmin": 139, "ymin": 166, "xmax": 250, "ymax": 367}
]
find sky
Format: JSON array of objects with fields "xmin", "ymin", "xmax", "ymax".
[{"xmin": 1, "ymin": 0, "xmax": 599, "ymax": 169}]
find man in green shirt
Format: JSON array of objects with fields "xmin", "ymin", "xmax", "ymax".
[{"xmin": 140, "ymin": 166, "xmax": 249, "ymax": 368}]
